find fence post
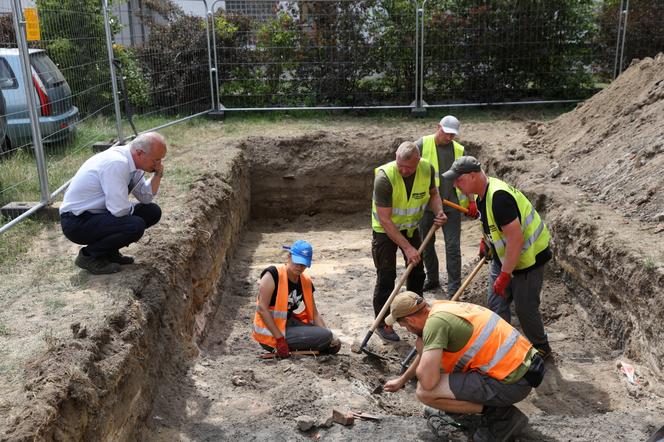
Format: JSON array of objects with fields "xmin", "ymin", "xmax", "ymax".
[
  {"xmin": 613, "ymin": 0, "xmax": 629, "ymax": 79},
  {"xmin": 10, "ymin": 0, "xmax": 51, "ymax": 204},
  {"xmin": 199, "ymin": 0, "xmax": 216, "ymax": 113},
  {"xmin": 209, "ymin": 0, "xmax": 225, "ymax": 116},
  {"xmin": 102, "ymin": 0, "xmax": 125, "ymax": 144},
  {"xmin": 411, "ymin": 0, "xmax": 426, "ymax": 116}
]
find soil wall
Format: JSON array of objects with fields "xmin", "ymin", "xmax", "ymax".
[
  {"xmin": 474, "ymin": 153, "xmax": 664, "ymax": 378},
  {"xmin": 6, "ymin": 149, "xmax": 251, "ymax": 440}
]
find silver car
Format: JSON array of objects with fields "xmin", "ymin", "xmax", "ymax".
[{"xmin": 0, "ymin": 48, "xmax": 78, "ymax": 152}]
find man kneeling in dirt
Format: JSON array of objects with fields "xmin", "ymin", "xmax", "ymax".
[
  {"xmin": 252, "ymin": 239, "xmax": 341, "ymax": 358},
  {"xmin": 383, "ymin": 292, "xmax": 545, "ymax": 441}
]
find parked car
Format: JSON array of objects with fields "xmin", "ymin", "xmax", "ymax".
[{"xmin": 0, "ymin": 48, "xmax": 78, "ymax": 151}]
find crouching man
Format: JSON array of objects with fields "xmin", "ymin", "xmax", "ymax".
[{"xmin": 382, "ymin": 292, "xmax": 545, "ymax": 441}]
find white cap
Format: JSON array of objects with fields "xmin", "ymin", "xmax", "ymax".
[{"xmin": 439, "ymin": 115, "xmax": 460, "ymax": 135}]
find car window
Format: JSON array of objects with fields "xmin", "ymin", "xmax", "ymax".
[
  {"xmin": 0, "ymin": 59, "xmax": 17, "ymax": 89},
  {"xmin": 30, "ymin": 52, "xmax": 64, "ymax": 87}
]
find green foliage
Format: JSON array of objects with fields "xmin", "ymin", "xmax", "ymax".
[
  {"xmin": 0, "ymin": 215, "xmax": 41, "ymax": 269},
  {"xmin": 595, "ymin": 0, "xmax": 664, "ymax": 80},
  {"xmin": 135, "ymin": 7, "xmax": 209, "ymax": 114},
  {"xmin": 0, "ymin": 14, "xmax": 16, "ymax": 44},
  {"xmin": 113, "ymin": 44, "xmax": 152, "ymax": 109},
  {"xmin": 36, "ymin": 0, "xmax": 120, "ymax": 115},
  {"xmin": 423, "ymin": 0, "xmax": 597, "ymax": 101}
]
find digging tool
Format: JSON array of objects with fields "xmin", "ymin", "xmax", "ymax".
[
  {"xmin": 352, "ymin": 224, "xmax": 439, "ymax": 358},
  {"xmin": 258, "ymin": 350, "xmax": 320, "ymax": 359},
  {"xmin": 646, "ymin": 424, "xmax": 664, "ymax": 442},
  {"xmin": 442, "ymin": 199, "xmax": 469, "ymax": 215},
  {"xmin": 398, "ymin": 256, "xmax": 487, "ymax": 373}
]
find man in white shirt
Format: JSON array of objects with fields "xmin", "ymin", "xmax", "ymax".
[{"xmin": 60, "ymin": 132, "xmax": 167, "ymax": 274}]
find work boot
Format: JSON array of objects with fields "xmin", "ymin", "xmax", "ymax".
[
  {"xmin": 323, "ymin": 337, "xmax": 341, "ymax": 355},
  {"xmin": 424, "ymin": 405, "xmax": 480, "ymax": 437},
  {"xmin": 107, "ymin": 250, "xmax": 135, "ymax": 265},
  {"xmin": 75, "ymin": 250, "xmax": 121, "ymax": 275},
  {"xmin": 423, "ymin": 279, "xmax": 441, "ymax": 291},
  {"xmin": 376, "ymin": 325, "xmax": 400, "ymax": 342},
  {"xmin": 474, "ymin": 405, "xmax": 528, "ymax": 442},
  {"xmin": 535, "ymin": 343, "xmax": 553, "ymax": 361}
]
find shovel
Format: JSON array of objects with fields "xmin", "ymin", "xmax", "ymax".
[
  {"xmin": 398, "ymin": 256, "xmax": 487, "ymax": 372},
  {"xmin": 352, "ymin": 223, "xmax": 439, "ymax": 358}
]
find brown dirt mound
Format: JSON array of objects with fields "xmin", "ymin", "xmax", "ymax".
[{"xmin": 534, "ymin": 53, "xmax": 664, "ymax": 222}]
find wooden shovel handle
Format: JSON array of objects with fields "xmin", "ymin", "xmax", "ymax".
[
  {"xmin": 442, "ymin": 199, "xmax": 469, "ymax": 214},
  {"xmin": 370, "ymin": 223, "xmax": 438, "ymax": 332},
  {"xmin": 450, "ymin": 256, "xmax": 486, "ymax": 302}
]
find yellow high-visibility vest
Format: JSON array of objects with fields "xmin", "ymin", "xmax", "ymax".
[
  {"xmin": 422, "ymin": 135, "xmax": 472, "ymax": 208},
  {"xmin": 484, "ymin": 177, "xmax": 550, "ymax": 270},
  {"xmin": 371, "ymin": 160, "xmax": 431, "ymax": 238}
]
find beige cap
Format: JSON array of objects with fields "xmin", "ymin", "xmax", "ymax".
[{"xmin": 384, "ymin": 291, "xmax": 427, "ymax": 326}]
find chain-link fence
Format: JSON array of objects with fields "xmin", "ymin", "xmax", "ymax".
[
  {"xmin": 420, "ymin": 1, "xmax": 598, "ymax": 105},
  {"xmin": 211, "ymin": 0, "xmax": 664, "ymax": 111},
  {"xmin": 0, "ymin": 0, "xmax": 215, "ymax": 233},
  {"xmin": 212, "ymin": 0, "xmax": 418, "ymax": 109},
  {"xmin": 1, "ymin": 0, "xmax": 664, "ymax": 233},
  {"xmin": 111, "ymin": 0, "xmax": 213, "ymax": 135}
]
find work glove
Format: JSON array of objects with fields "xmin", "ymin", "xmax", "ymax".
[
  {"xmin": 493, "ymin": 271, "xmax": 512, "ymax": 298},
  {"xmin": 275, "ymin": 336, "xmax": 290, "ymax": 358},
  {"xmin": 479, "ymin": 239, "xmax": 493, "ymax": 262},
  {"xmin": 466, "ymin": 200, "xmax": 479, "ymax": 219}
]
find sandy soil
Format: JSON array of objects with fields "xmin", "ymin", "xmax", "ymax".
[
  {"xmin": 137, "ymin": 212, "xmax": 664, "ymax": 441},
  {"xmin": 2, "ymin": 53, "xmax": 664, "ymax": 441}
]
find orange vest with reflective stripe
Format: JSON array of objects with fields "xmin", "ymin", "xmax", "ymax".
[
  {"xmin": 252, "ymin": 265, "xmax": 316, "ymax": 347},
  {"xmin": 430, "ymin": 301, "xmax": 532, "ymax": 381}
]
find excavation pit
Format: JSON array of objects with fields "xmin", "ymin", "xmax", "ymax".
[{"xmin": 2, "ymin": 117, "xmax": 664, "ymax": 441}]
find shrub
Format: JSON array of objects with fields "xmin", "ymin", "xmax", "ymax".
[
  {"xmin": 595, "ymin": 0, "xmax": 664, "ymax": 79},
  {"xmin": 136, "ymin": 2, "xmax": 210, "ymax": 114}
]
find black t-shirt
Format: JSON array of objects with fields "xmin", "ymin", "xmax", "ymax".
[
  {"xmin": 261, "ymin": 266, "xmax": 315, "ymax": 317},
  {"xmin": 477, "ymin": 186, "xmax": 551, "ymax": 274}
]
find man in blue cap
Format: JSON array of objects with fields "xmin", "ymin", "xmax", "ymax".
[{"xmin": 252, "ymin": 239, "xmax": 340, "ymax": 358}]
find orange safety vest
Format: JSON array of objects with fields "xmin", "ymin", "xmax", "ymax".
[
  {"xmin": 430, "ymin": 301, "xmax": 532, "ymax": 381},
  {"xmin": 252, "ymin": 265, "xmax": 316, "ymax": 348}
]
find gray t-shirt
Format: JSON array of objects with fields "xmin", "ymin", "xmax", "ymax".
[
  {"xmin": 373, "ymin": 164, "xmax": 436, "ymax": 208},
  {"xmin": 416, "ymin": 137, "xmax": 459, "ymax": 207}
]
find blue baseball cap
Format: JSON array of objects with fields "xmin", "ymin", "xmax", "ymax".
[{"xmin": 283, "ymin": 240, "xmax": 313, "ymax": 267}]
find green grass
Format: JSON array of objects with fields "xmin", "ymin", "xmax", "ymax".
[
  {"xmin": 44, "ymin": 299, "xmax": 67, "ymax": 314},
  {"xmin": 1, "ymin": 106, "xmax": 574, "ymax": 269},
  {"xmin": 0, "ymin": 215, "xmax": 42, "ymax": 269},
  {"xmin": 0, "ymin": 322, "xmax": 10, "ymax": 336},
  {"xmin": 644, "ymin": 257, "xmax": 656, "ymax": 270}
]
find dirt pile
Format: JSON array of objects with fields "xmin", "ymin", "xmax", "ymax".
[{"xmin": 533, "ymin": 53, "xmax": 664, "ymax": 222}]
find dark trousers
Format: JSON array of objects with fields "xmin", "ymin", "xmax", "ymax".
[
  {"xmin": 61, "ymin": 203, "xmax": 161, "ymax": 258},
  {"xmin": 419, "ymin": 208, "xmax": 462, "ymax": 295},
  {"xmin": 487, "ymin": 258, "xmax": 548, "ymax": 347},
  {"xmin": 260, "ymin": 317, "xmax": 333, "ymax": 352},
  {"xmin": 371, "ymin": 230, "xmax": 425, "ymax": 326}
]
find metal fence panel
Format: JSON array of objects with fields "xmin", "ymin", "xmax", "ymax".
[
  {"xmin": 420, "ymin": 0, "xmax": 599, "ymax": 105},
  {"xmin": 0, "ymin": 0, "xmax": 119, "ymax": 214},
  {"xmin": 213, "ymin": 0, "xmax": 418, "ymax": 109},
  {"xmin": 112, "ymin": 0, "xmax": 213, "ymax": 135}
]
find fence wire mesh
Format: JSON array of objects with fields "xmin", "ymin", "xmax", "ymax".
[
  {"xmin": 0, "ymin": 0, "xmax": 116, "ymax": 211},
  {"xmin": 1, "ymin": 0, "xmax": 664, "ymax": 233},
  {"xmin": 112, "ymin": 0, "xmax": 212, "ymax": 135},
  {"xmin": 213, "ymin": 0, "xmax": 418, "ymax": 108},
  {"xmin": 420, "ymin": 1, "xmax": 599, "ymax": 104}
]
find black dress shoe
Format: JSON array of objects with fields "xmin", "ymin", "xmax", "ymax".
[
  {"xmin": 107, "ymin": 251, "xmax": 135, "ymax": 265},
  {"xmin": 75, "ymin": 250, "xmax": 121, "ymax": 275}
]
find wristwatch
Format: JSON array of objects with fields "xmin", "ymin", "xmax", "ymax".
[{"xmin": 154, "ymin": 170, "xmax": 163, "ymax": 178}]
